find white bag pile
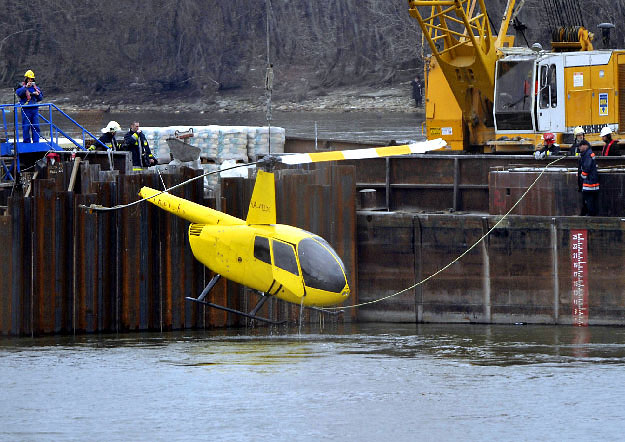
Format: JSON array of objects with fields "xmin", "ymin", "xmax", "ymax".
[
  {"xmin": 141, "ymin": 125, "xmax": 286, "ymax": 194},
  {"xmin": 247, "ymin": 126, "xmax": 285, "ymax": 160},
  {"xmin": 216, "ymin": 126, "xmax": 249, "ymax": 162},
  {"xmin": 141, "ymin": 125, "xmax": 285, "ymax": 163}
]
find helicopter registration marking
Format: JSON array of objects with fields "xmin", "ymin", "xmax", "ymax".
[{"xmin": 250, "ymin": 201, "xmax": 271, "ymax": 212}]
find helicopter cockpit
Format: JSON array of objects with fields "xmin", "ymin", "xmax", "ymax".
[
  {"xmin": 298, "ymin": 237, "xmax": 347, "ymax": 293},
  {"xmin": 250, "ymin": 231, "xmax": 350, "ymax": 306}
]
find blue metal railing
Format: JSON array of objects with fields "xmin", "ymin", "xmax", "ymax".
[{"xmin": 0, "ymin": 102, "xmax": 109, "ymax": 151}]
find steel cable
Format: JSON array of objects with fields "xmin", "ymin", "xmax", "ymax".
[
  {"xmin": 80, "ymin": 160, "xmax": 260, "ymax": 212},
  {"xmin": 322, "ymin": 155, "xmax": 567, "ymax": 311}
]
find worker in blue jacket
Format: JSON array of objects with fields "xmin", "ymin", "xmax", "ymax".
[
  {"xmin": 577, "ymin": 139, "xmax": 600, "ymax": 216},
  {"xmin": 15, "ymin": 69, "xmax": 43, "ymax": 143},
  {"xmin": 123, "ymin": 121, "xmax": 156, "ymax": 168}
]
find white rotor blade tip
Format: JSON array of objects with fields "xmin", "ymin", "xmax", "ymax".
[
  {"xmin": 280, "ymin": 153, "xmax": 312, "ymax": 165},
  {"xmin": 408, "ymin": 138, "xmax": 446, "ymax": 153}
]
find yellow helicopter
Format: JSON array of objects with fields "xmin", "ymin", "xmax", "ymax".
[{"xmin": 137, "ymin": 139, "xmax": 445, "ymax": 324}]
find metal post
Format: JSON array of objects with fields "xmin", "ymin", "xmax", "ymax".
[
  {"xmin": 481, "ymin": 216, "xmax": 491, "ymax": 323},
  {"xmin": 385, "ymin": 157, "xmax": 391, "ymax": 211},
  {"xmin": 551, "ymin": 217, "xmax": 559, "ymax": 324},
  {"xmin": 413, "ymin": 216, "xmax": 423, "ymax": 323},
  {"xmin": 453, "ymin": 157, "xmax": 460, "ymax": 211}
]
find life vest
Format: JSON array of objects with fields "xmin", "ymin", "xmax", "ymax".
[{"xmin": 602, "ymin": 139, "xmax": 617, "ymax": 156}]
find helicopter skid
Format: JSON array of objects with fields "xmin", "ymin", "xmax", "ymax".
[
  {"xmin": 185, "ymin": 296, "xmax": 287, "ymax": 325},
  {"xmin": 188, "ymin": 274, "xmax": 286, "ymax": 325}
]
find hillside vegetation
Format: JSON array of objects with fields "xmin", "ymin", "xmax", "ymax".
[{"xmin": 1, "ymin": 0, "xmax": 623, "ymax": 104}]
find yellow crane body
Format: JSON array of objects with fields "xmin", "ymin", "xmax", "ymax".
[{"xmin": 408, "ymin": 0, "xmax": 621, "ymax": 151}]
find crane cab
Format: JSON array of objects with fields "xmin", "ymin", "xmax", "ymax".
[{"xmin": 493, "ymin": 49, "xmax": 624, "ymax": 144}]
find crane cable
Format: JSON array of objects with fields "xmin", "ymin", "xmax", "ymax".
[
  {"xmin": 80, "ymin": 160, "xmax": 260, "ymax": 212},
  {"xmin": 322, "ymin": 154, "xmax": 567, "ymax": 312},
  {"xmin": 265, "ymin": 0, "xmax": 274, "ymax": 155}
]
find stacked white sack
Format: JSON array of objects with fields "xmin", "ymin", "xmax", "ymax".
[
  {"xmin": 142, "ymin": 126, "xmax": 196, "ymax": 162},
  {"xmin": 216, "ymin": 126, "xmax": 248, "ymax": 163},
  {"xmin": 140, "ymin": 126, "xmax": 285, "ymax": 180},
  {"xmin": 247, "ymin": 126, "xmax": 285, "ymax": 160}
]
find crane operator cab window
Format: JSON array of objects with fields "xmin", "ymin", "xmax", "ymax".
[
  {"xmin": 494, "ymin": 59, "xmax": 535, "ymax": 131},
  {"xmin": 539, "ymin": 64, "xmax": 557, "ymax": 109}
]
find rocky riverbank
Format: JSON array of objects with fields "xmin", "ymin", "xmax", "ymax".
[{"xmin": 0, "ymin": 84, "xmax": 421, "ymax": 114}]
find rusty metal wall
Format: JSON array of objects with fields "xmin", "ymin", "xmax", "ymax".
[
  {"xmin": 490, "ymin": 169, "xmax": 625, "ymax": 217},
  {"xmin": 347, "ymin": 155, "xmax": 625, "ymax": 213},
  {"xmin": 357, "ymin": 212, "xmax": 625, "ymax": 325},
  {"xmin": 0, "ymin": 160, "xmax": 357, "ymax": 335},
  {"xmin": 357, "ymin": 213, "xmax": 416, "ymax": 322}
]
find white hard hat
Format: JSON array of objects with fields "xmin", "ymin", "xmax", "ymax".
[
  {"xmin": 600, "ymin": 126, "xmax": 613, "ymax": 137},
  {"xmin": 573, "ymin": 126, "xmax": 584, "ymax": 136},
  {"xmin": 101, "ymin": 120, "xmax": 122, "ymax": 133}
]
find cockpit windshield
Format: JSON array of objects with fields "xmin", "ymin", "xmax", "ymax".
[
  {"xmin": 297, "ymin": 238, "xmax": 347, "ymax": 292},
  {"xmin": 495, "ymin": 59, "xmax": 535, "ymax": 131}
]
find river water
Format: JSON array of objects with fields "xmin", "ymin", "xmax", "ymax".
[
  {"xmin": 2, "ymin": 323, "xmax": 625, "ymax": 441},
  {"xmin": 73, "ymin": 110, "xmax": 425, "ymax": 144}
]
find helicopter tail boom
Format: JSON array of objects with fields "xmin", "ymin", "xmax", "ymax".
[{"xmin": 139, "ymin": 187, "xmax": 245, "ymax": 226}]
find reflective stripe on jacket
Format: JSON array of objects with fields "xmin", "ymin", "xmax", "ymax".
[{"xmin": 578, "ymin": 149, "xmax": 599, "ymax": 191}]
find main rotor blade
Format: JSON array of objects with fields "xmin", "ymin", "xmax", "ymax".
[{"xmin": 279, "ymin": 138, "xmax": 446, "ymax": 165}]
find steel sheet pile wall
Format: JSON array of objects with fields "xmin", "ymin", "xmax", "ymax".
[
  {"xmin": 357, "ymin": 213, "xmax": 625, "ymax": 325},
  {"xmin": 0, "ymin": 162, "xmax": 357, "ymax": 335},
  {"xmin": 0, "ymin": 162, "xmax": 211, "ymax": 336},
  {"xmin": 348, "ymin": 155, "xmax": 625, "ymax": 213},
  {"xmin": 357, "ymin": 213, "xmax": 416, "ymax": 322},
  {"xmin": 490, "ymin": 169, "xmax": 625, "ymax": 216},
  {"xmin": 220, "ymin": 164, "xmax": 358, "ymax": 324}
]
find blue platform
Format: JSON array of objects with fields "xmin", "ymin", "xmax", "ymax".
[
  {"xmin": 0, "ymin": 102, "xmax": 110, "ymax": 180},
  {"xmin": 0, "ymin": 141, "xmax": 63, "ymax": 156}
]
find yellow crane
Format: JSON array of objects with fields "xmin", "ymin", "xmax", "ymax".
[{"xmin": 408, "ymin": 0, "xmax": 608, "ymax": 152}]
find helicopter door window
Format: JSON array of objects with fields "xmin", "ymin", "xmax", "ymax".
[
  {"xmin": 254, "ymin": 236, "xmax": 271, "ymax": 264},
  {"xmin": 272, "ymin": 240, "xmax": 299, "ymax": 276}
]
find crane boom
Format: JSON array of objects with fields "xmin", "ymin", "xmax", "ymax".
[
  {"xmin": 408, "ymin": 0, "xmax": 518, "ymax": 149},
  {"xmin": 409, "ymin": 0, "xmax": 498, "ymax": 107}
]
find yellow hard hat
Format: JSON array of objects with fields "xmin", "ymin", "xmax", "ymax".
[{"xmin": 24, "ymin": 70, "xmax": 35, "ymax": 79}]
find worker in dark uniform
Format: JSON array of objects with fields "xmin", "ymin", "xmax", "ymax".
[
  {"xmin": 94, "ymin": 120, "xmax": 121, "ymax": 151},
  {"xmin": 534, "ymin": 132, "xmax": 560, "ymax": 159},
  {"xmin": 411, "ymin": 76, "xmax": 423, "ymax": 108},
  {"xmin": 569, "ymin": 126, "xmax": 585, "ymax": 157},
  {"xmin": 15, "ymin": 69, "xmax": 43, "ymax": 143},
  {"xmin": 123, "ymin": 121, "xmax": 156, "ymax": 168},
  {"xmin": 600, "ymin": 126, "xmax": 619, "ymax": 156},
  {"xmin": 577, "ymin": 139, "xmax": 600, "ymax": 216}
]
